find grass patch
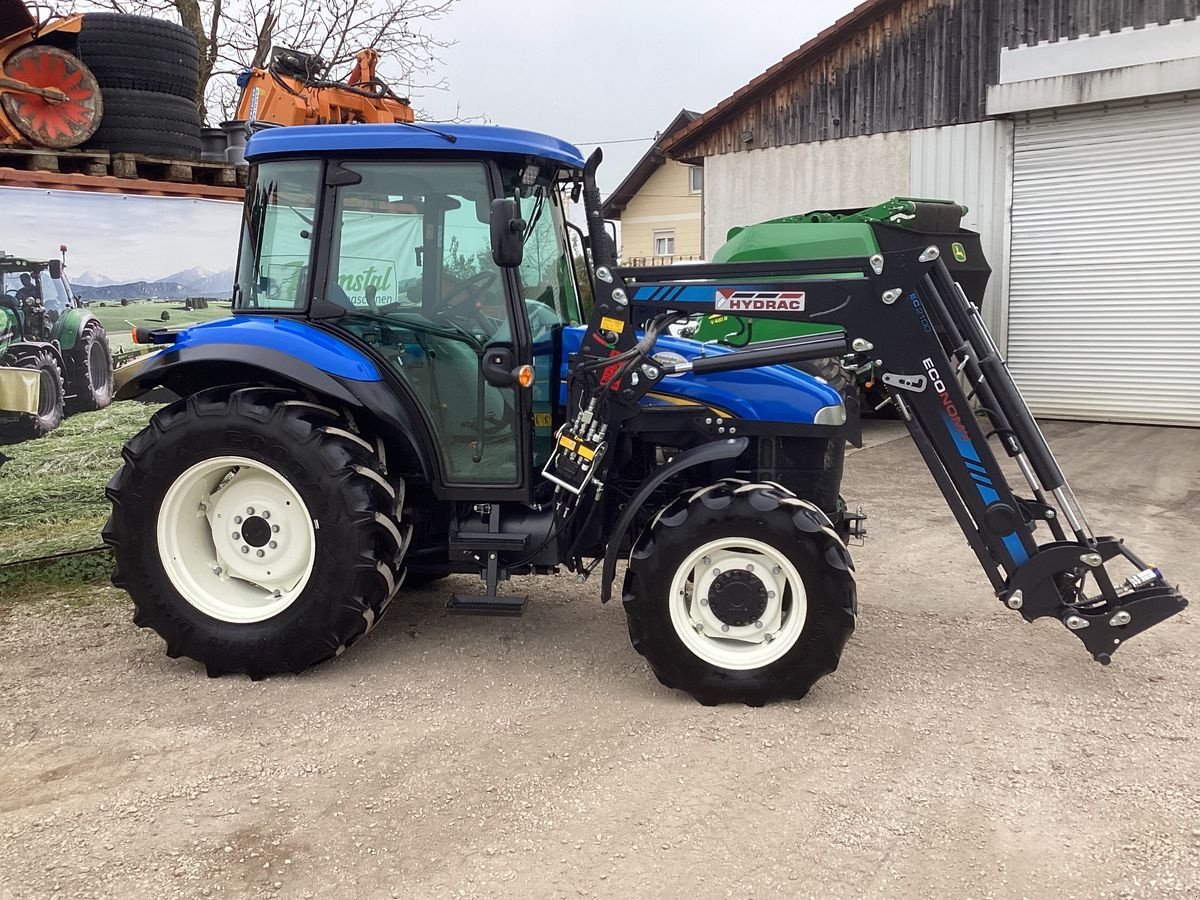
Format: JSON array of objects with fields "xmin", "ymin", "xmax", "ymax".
[
  {"xmin": 90, "ymin": 300, "xmax": 231, "ymax": 353},
  {"xmin": 0, "ymin": 549, "xmax": 122, "ymax": 607},
  {"xmin": 0, "ymin": 401, "xmax": 160, "ymax": 565}
]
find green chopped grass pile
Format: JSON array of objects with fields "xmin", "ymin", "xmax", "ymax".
[{"xmin": 0, "ymin": 401, "xmax": 159, "ymax": 566}]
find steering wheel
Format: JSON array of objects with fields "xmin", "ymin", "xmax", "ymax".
[{"xmin": 439, "ymin": 270, "xmax": 500, "ymax": 331}]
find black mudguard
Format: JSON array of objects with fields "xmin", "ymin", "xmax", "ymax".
[{"xmin": 598, "ymin": 437, "xmax": 748, "ymax": 602}]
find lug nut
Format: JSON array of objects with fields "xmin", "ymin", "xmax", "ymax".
[
  {"xmin": 763, "ymin": 633, "xmax": 775, "ymax": 643},
  {"xmin": 256, "ymin": 549, "xmax": 265, "ymax": 558},
  {"xmin": 272, "ymin": 524, "xmax": 280, "ymax": 533},
  {"xmin": 721, "ymin": 624, "xmax": 730, "ymax": 633},
  {"xmin": 269, "ymin": 541, "xmax": 277, "ymax": 549},
  {"xmin": 262, "ymin": 510, "xmax": 270, "ymax": 520},
  {"xmin": 772, "ymin": 566, "xmax": 781, "ymax": 575},
  {"xmin": 232, "ymin": 532, "xmax": 240, "ymax": 541},
  {"xmin": 699, "ymin": 597, "xmax": 707, "ymax": 606},
  {"xmin": 746, "ymin": 563, "xmax": 754, "ymax": 572},
  {"xmin": 241, "ymin": 546, "xmax": 249, "ymax": 554},
  {"xmin": 234, "ymin": 516, "xmax": 243, "ymax": 524},
  {"xmin": 754, "ymin": 620, "xmax": 763, "ymax": 629},
  {"xmin": 247, "ymin": 507, "xmax": 255, "ymax": 515},
  {"xmin": 702, "ymin": 556, "xmax": 711, "ymax": 565}
]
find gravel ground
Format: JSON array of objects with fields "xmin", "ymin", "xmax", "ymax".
[{"xmin": 1, "ymin": 421, "xmax": 1197, "ymax": 900}]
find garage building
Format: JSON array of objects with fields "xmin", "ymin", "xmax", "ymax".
[{"xmin": 665, "ymin": 0, "xmax": 1200, "ymax": 426}]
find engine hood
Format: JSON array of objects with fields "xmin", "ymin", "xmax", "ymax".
[{"xmin": 560, "ymin": 326, "xmax": 843, "ymax": 426}]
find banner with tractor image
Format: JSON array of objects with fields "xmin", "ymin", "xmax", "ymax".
[
  {"xmin": 0, "ymin": 186, "xmax": 243, "ymax": 569},
  {"xmin": 0, "ymin": 189, "xmax": 441, "ymax": 569}
]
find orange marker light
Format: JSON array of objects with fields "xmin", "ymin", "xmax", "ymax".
[{"xmin": 515, "ymin": 365, "xmax": 535, "ymax": 388}]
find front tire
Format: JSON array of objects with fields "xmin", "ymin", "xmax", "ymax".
[
  {"xmin": 623, "ymin": 481, "xmax": 856, "ymax": 705},
  {"xmin": 0, "ymin": 349, "xmax": 65, "ymax": 442},
  {"xmin": 103, "ymin": 387, "xmax": 410, "ymax": 678}
]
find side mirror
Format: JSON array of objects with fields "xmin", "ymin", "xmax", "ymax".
[
  {"xmin": 490, "ymin": 198, "xmax": 526, "ymax": 268},
  {"xmin": 48, "ymin": 260, "xmax": 62, "ymax": 279}
]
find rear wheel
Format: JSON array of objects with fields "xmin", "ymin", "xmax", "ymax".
[
  {"xmin": 0, "ymin": 349, "xmax": 65, "ymax": 441},
  {"xmin": 66, "ymin": 321, "xmax": 113, "ymax": 413},
  {"xmin": 623, "ymin": 481, "xmax": 856, "ymax": 705},
  {"xmin": 103, "ymin": 387, "xmax": 410, "ymax": 678}
]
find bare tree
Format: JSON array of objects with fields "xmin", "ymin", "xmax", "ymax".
[{"xmin": 77, "ymin": 0, "xmax": 456, "ymax": 123}]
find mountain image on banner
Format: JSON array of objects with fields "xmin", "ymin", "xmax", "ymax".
[{"xmin": 72, "ymin": 267, "xmax": 235, "ymax": 302}]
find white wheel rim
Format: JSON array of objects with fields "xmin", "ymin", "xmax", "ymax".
[
  {"xmin": 156, "ymin": 456, "xmax": 317, "ymax": 624},
  {"xmin": 667, "ymin": 536, "xmax": 807, "ymax": 671}
]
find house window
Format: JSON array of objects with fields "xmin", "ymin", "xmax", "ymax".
[
  {"xmin": 688, "ymin": 166, "xmax": 703, "ymax": 193},
  {"xmin": 653, "ymin": 230, "xmax": 675, "ymax": 256}
]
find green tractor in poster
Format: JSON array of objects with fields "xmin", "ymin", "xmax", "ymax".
[
  {"xmin": 0, "ymin": 249, "xmax": 114, "ymax": 441},
  {"xmin": 689, "ymin": 198, "xmax": 991, "ymax": 412}
]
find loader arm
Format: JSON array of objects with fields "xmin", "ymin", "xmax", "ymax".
[{"xmin": 558, "ymin": 224, "xmax": 1187, "ymax": 665}]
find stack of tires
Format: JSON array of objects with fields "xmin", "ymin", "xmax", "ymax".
[{"xmin": 76, "ymin": 14, "xmax": 202, "ymax": 161}]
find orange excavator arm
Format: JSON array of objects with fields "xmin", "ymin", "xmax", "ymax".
[{"xmin": 235, "ymin": 45, "xmax": 412, "ymax": 128}]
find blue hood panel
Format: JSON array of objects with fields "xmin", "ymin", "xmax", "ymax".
[
  {"xmin": 560, "ymin": 326, "xmax": 841, "ymax": 425},
  {"xmin": 161, "ymin": 316, "xmax": 382, "ymax": 381}
]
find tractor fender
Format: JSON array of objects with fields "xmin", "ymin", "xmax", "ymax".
[
  {"xmin": 114, "ymin": 320, "xmax": 438, "ymax": 482},
  {"xmin": 55, "ymin": 308, "xmax": 101, "ymax": 351},
  {"xmin": 598, "ymin": 437, "xmax": 749, "ymax": 603}
]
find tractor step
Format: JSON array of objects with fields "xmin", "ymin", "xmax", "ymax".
[{"xmin": 447, "ymin": 593, "xmax": 526, "ymax": 616}]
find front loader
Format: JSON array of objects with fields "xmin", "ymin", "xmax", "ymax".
[{"xmin": 103, "ymin": 123, "xmax": 1187, "ymax": 705}]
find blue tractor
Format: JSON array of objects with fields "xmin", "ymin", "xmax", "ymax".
[{"xmin": 104, "ymin": 124, "xmax": 1186, "ymax": 705}]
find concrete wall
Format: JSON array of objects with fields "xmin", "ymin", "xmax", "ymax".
[
  {"xmin": 703, "ymin": 131, "xmax": 911, "ymax": 254},
  {"xmin": 618, "ymin": 159, "xmax": 702, "ymax": 263}
]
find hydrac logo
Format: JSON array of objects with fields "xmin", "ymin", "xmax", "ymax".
[{"xmin": 714, "ymin": 289, "xmax": 805, "ymax": 312}]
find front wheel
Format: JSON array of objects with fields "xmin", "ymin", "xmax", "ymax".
[
  {"xmin": 623, "ymin": 481, "xmax": 857, "ymax": 705},
  {"xmin": 0, "ymin": 348, "xmax": 65, "ymax": 442},
  {"xmin": 103, "ymin": 387, "xmax": 410, "ymax": 678}
]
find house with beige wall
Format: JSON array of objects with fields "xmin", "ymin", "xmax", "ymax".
[{"xmin": 602, "ymin": 110, "xmax": 704, "ymax": 266}]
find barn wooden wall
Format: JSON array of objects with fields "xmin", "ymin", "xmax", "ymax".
[{"xmin": 673, "ymin": 0, "xmax": 1200, "ymax": 158}]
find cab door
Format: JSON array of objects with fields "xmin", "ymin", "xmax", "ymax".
[{"xmin": 318, "ymin": 159, "xmax": 528, "ymax": 490}]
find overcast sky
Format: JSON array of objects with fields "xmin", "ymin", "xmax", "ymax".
[
  {"xmin": 3, "ymin": 189, "xmax": 239, "ymax": 283},
  {"xmin": 418, "ymin": 0, "xmax": 863, "ymax": 195}
]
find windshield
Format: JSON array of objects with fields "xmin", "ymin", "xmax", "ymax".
[{"xmin": 234, "ymin": 159, "xmax": 321, "ymax": 311}]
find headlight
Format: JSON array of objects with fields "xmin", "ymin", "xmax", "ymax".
[{"xmin": 814, "ymin": 403, "xmax": 846, "ymax": 426}]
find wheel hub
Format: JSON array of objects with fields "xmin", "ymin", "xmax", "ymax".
[
  {"xmin": 707, "ymin": 570, "xmax": 769, "ymax": 627},
  {"xmin": 239, "ymin": 515, "xmax": 272, "ymax": 548},
  {"xmin": 157, "ymin": 456, "xmax": 316, "ymax": 624}
]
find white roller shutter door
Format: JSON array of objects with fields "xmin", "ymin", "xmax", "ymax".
[{"xmin": 1008, "ymin": 96, "xmax": 1200, "ymax": 426}]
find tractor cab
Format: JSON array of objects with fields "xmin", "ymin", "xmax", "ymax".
[
  {"xmin": 0, "ymin": 252, "xmax": 75, "ymax": 341},
  {"xmin": 231, "ymin": 125, "xmax": 590, "ymax": 496}
]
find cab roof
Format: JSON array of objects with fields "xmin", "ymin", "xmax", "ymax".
[{"xmin": 245, "ymin": 123, "xmax": 585, "ymax": 170}]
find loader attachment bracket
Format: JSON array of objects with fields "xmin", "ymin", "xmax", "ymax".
[{"xmin": 1003, "ymin": 537, "xmax": 1188, "ymax": 663}]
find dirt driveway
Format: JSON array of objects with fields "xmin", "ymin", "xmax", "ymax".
[{"xmin": 1, "ymin": 421, "xmax": 1197, "ymax": 899}]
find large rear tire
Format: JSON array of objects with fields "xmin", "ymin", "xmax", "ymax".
[
  {"xmin": 623, "ymin": 481, "xmax": 856, "ymax": 705},
  {"xmin": 103, "ymin": 387, "xmax": 410, "ymax": 678},
  {"xmin": 65, "ymin": 321, "xmax": 113, "ymax": 413}
]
